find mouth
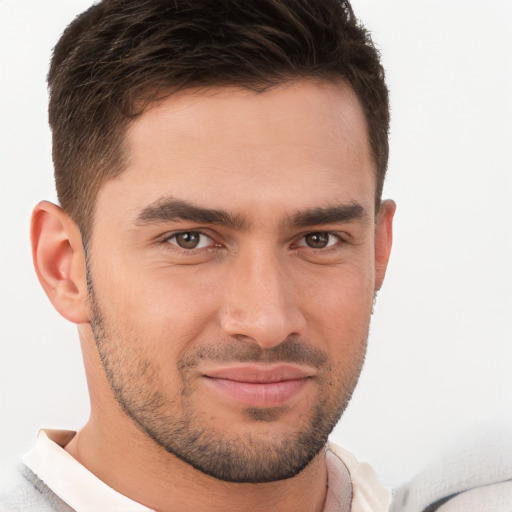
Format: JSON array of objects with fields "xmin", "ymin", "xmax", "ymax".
[{"xmin": 201, "ymin": 364, "xmax": 313, "ymax": 408}]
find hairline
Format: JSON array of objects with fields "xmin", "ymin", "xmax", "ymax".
[{"xmin": 79, "ymin": 77, "xmax": 383, "ymax": 245}]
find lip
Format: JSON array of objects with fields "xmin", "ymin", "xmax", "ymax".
[{"xmin": 202, "ymin": 364, "xmax": 313, "ymax": 408}]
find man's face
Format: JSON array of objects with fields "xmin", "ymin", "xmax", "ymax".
[{"xmin": 85, "ymin": 80, "xmax": 391, "ymax": 482}]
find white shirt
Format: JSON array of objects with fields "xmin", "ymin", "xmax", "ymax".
[{"xmin": 22, "ymin": 429, "xmax": 390, "ymax": 512}]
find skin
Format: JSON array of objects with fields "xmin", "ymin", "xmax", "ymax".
[{"xmin": 32, "ymin": 80, "xmax": 395, "ymax": 512}]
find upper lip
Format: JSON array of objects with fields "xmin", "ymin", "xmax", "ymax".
[{"xmin": 202, "ymin": 364, "xmax": 313, "ymax": 383}]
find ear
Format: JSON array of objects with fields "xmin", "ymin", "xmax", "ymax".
[
  {"xmin": 374, "ymin": 199, "xmax": 396, "ymax": 291},
  {"xmin": 31, "ymin": 201, "xmax": 89, "ymax": 324}
]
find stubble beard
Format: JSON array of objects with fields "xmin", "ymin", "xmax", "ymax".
[{"xmin": 87, "ymin": 274, "xmax": 368, "ymax": 483}]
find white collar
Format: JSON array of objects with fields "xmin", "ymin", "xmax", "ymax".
[
  {"xmin": 23, "ymin": 429, "xmax": 389, "ymax": 512},
  {"xmin": 23, "ymin": 429, "xmax": 152, "ymax": 512},
  {"xmin": 327, "ymin": 443, "xmax": 391, "ymax": 512}
]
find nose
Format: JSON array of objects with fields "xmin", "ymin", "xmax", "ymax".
[{"xmin": 219, "ymin": 246, "xmax": 306, "ymax": 349}]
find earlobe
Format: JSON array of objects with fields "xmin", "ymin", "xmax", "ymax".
[
  {"xmin": 374, "ymin": 199, "xmax": 396, "ymax": 291},
  {"xmin": 31, "ymin": 201, "xmax": 89, "ymax": 324}
]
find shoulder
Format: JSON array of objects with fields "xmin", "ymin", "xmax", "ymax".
[
  {"xmin": 327, "ymin": 442, "xmax": 391, "ymax": 512},
  {"xmin": 392, "ymin": 476, "xmax": 512, "ymax": 512},
  {"xmin": 390, "ymin": 426, "xmax": 512, "ymax": 512},
  {"xmin": 0, "ymin": 464, "xmax": 74, "ymax": 512}
]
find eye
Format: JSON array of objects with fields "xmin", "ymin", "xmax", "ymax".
[
  {"xmin": 167, "ymin": 231, "xmax": 213, "ymax": 250},
  {"xmin": 297, "ymin": 232, "xmax": 340, "ymax": 249}
]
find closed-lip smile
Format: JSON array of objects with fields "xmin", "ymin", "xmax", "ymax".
[{"xmin": 201, "ymin": 364, "xmax": 313, "ymax": 408}]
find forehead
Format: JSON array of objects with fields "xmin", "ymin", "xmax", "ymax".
[{"xmin": 98, "ymin": 80, "xmax": 375, "ymax": 222}]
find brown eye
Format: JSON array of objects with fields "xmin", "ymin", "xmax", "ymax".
[
  {"xmin": 169, "ymin": 232, "xmax": 209, "ymax": 249},
  {"xmin": 304, "ymin": 232, "xmax": 331, "ymax": 249}
]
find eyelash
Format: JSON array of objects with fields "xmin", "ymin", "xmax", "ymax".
[
  {"xmin": 293, "ymin": 232, "xmax": 345, "ymax": 251},
  {"xmin": 163, "ymin": 230, "xmax": 219, "ymax": 254},
  {"xmin": 161, "ymin": 230, "xmax": 347, "ymax": 254}
]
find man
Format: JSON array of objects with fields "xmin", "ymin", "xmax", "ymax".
[{"xmin": 1, "ymin": 0, "xmax": 395, "ymax": 510}]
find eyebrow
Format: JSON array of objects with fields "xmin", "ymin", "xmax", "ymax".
[
  {"xmin": 136, "ymin": 197, "xmax": 368, "ymax": 230},
  {"xmin": 287, "ymin": 202, "xmax": 368, "ymax": 228},
  {"xmin": 136, "ymin": 197, "xmax": 247, "ymax": 229}
]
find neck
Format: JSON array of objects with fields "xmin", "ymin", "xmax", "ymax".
[{"xmin": 65, "ymin": 414, "xmax": 330, "ymax": 512}]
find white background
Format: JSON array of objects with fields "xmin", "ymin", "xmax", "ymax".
[{"xmin": 1, "ymin": 0, "xmax": 511, "ymax": 490}]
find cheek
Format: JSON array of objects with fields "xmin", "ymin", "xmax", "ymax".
[
  {"xmin": 95, "ymin": 262, "xmax": 222, "ymax": 354},
  {"xmin": 300, "ymin": 260, "xmax": 375, "ymax": 347},
  {"xmin": 304, "ymin": 248, "xmax": 375, "ymax": 303}
]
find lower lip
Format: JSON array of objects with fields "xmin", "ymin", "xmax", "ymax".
[{"xmin": 203, "ymin": 377, "xmax": 309, "ymax": 408}]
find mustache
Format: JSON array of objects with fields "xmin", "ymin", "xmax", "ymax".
[{"xmin": 178, "ymin": 338, "xmax": 328, "ymax": 370}]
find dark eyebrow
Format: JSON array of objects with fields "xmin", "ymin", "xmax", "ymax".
[
  {"xmin": 287, "ymin": 202, "xmax": 368, "ymax": 228},
  {"xmin": 136, "ymin": 197, "xmax": 246, "ymax": 229}
]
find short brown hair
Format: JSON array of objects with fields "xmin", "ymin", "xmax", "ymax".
[{"xmin": 49, "ymin": 0, "xmax": 389, "ymax": 241}]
